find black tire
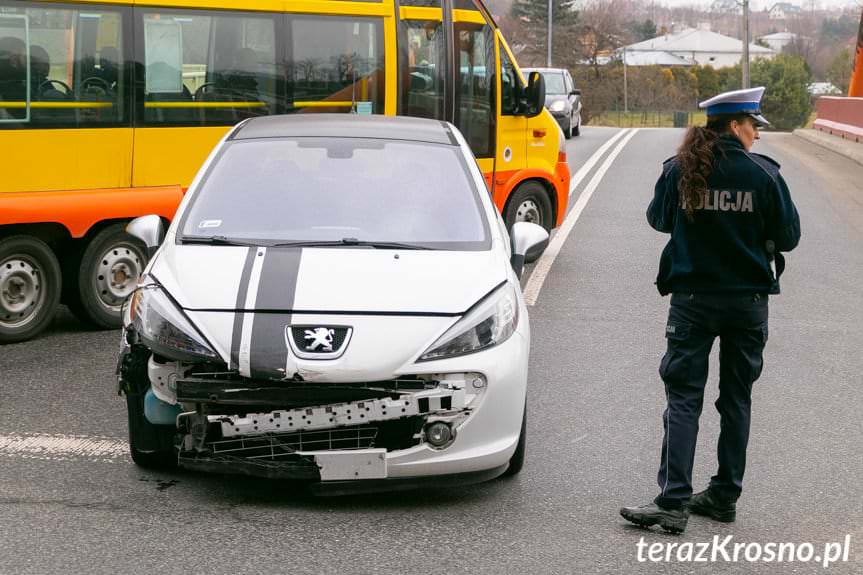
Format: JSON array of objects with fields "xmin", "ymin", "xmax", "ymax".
[
  {"xmin": 0, "ymin": 235, "xmax": 62, "ymax": 344},
  {"xmin": 120, "ymin": 345, "xmax": 177, "ymax": 470},
  {"xmin": 564, "ymin": 118, "xmax": 573, "ymax": 139},
  {"xmin": 70, "ymin": 223, "xmax": 148, "ymax": 329},
  {"xmin": 504, "ymin": 182, "xmax": 553, "ymax": 264},
  {"xmin": 573, "ymin": 116, "xmax": 581, "ymax": 137},
  {"xmin": 502, "ymin": 406, "xmax": 526, "ymax": 477}
]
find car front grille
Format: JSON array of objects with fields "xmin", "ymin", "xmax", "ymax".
[{"xmin": 209, "ymin": 426, "xmax": 379, "ymax": 460}]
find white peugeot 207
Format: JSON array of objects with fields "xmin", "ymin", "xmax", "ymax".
[{"xmin": 118, "ymin": 114, "xmax": 549, "ymax": 493}]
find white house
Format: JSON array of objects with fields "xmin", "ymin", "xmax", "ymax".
[
  {"xmin": 619, "ymin": 27, "xmax": 776, "ymax": 69},
  {"xmin": 768, "ymin": 3, "xmax": 802, "ymax": 21},
  {"xmin": 758, "ymin": 31, "xmax": 797, "ymax": 52}
]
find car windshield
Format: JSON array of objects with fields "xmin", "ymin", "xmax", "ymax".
[
  {"xmin": 179, "ymin": 137, "xmax": 490, "ymax": 250},
  {"xmin": 541, "ymin": 72, "xmax": 566, "ymax": 95}
]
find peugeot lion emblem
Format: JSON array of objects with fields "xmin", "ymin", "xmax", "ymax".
[
  {"xmin": 286, "ymin": 325, "xmax": 353, "ymax": 360},
  {"xmin": 304, "ymin": 328, "xmax": 334, "ymax": 352}
]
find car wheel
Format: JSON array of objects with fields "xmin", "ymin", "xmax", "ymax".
[
  {"xmin": 573, "ymin": 115, "xmax": 581, "ymax": 137},
  {"xmin": 505, "ymin": 182, "xmax": 553, "ymax": 263},
  {"xmin": 564, "ymin": 118, "xmax": 573, "ymax": 139},
  {"xmin": 0, "ymin": 236, "xmax": 62, "ymax": 344},
  {"xmin": 502, "ymin": 406, "xmax": 526, "ymax": 477},
  {"xmin": 120, "ymin": 345, "xmax": 177, "ymax": 470},
  {"xmin": 70, "ymin": 224, "xmax": 148, "ymax": 329}
]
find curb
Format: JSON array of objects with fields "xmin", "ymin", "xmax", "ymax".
[{"xmin": 793, "ymin": 128, "xmax": 863, "ymax": 168}]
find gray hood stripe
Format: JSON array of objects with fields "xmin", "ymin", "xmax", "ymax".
[{"xmin": 249, "ymin": 248, "xmax": 303, "ymax": 380}]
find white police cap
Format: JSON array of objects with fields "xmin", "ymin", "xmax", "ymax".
[{"xmin": 698, "ymin": 86, "xmax": 770, "ymax": 127}]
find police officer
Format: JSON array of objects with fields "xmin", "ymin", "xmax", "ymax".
[{"xmin": 620, "ymin": 87, "xmax": 801, "ymax": 534}]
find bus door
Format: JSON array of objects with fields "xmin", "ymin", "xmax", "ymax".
[
  {"xmin": 492, "ymin": 33, "xmax": 528, "ymax": 205},
  {"xmin": 0, "ymin": 3, "xmax": 132, "ymax": 193},
  {"xmin": 397, "ymin": 0, "xmax": 498, "ymax": 188}
]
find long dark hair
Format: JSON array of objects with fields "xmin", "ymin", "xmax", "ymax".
[{"xmin": 677, "ymin": 113, "xmax": 750, "ymax": 220}]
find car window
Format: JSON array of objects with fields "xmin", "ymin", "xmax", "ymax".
[
  {"xmin": 181, "ymin": 137, "xmax": 491, "ymax": 250},
  {"xmin": 542, "ymin": 71, "xmax": 566, "ymax": 95}
]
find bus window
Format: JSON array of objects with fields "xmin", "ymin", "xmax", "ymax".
[
  {"xmin": 454, "ymin": 22, "xmax": 494, "ymax": 158},
  {"xmin": 401, "ymin": 20, "xmax": 444, "ymax": 120},
  {"xmin": 0, "ymin": 5, "xmax": 125, "ymax": 128},
  {"xmin": 499, "ymin": 44, "xmax": 522, "ymax": 116},
  {"xmin": 139, "ymin": 9, "xmax": 278, "ymax": 126},
  {"xmin": 286, "ymin": 15, "xmax": 384, "ymax": 114}
]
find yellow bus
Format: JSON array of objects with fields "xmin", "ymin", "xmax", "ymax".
[{"xmin": 0, "ymin": 0, "xmax": 570, "ymax": 343}]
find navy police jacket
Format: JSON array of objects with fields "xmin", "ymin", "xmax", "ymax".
[{"xmin": 647, "ymin": 134, "xmax": 801, "ymax": 295}]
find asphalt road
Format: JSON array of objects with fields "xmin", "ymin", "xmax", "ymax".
[{"xmin": 1, "ymin": 128, "xmax": 861, "ymax": 574}]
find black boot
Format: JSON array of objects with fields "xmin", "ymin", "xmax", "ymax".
[
  {"xmin": 688, "ymin": 489, "xmax": 736, "ymax": 522},
  {"xmin": 620, "ymin": 503, "xmax": 689, "ymax": 534}
]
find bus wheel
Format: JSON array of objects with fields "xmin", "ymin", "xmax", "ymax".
[
  {"xmin": 505, "ymin": 182, "xmax": 553, "ymax": 263},
  {"xmin": 72, "ymin": 224, "xmax": 148, "ymax": 329},
  {"xmin": 0, "ymin": 236, "xmax": 62, "ymax": 344}
]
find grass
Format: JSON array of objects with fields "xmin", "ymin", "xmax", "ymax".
[{"xmin": 587, "ymin": 110, "xmax": 708, "ymax": 128}]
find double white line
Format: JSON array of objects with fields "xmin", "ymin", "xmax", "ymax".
[{"xmin": 523, "ymin": 128, "xmax": 640, "ymax": 306}]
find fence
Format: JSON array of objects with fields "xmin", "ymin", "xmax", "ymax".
[{"xmin": 586, "ymin": 110, "xmax": 707, "ymax": 128}]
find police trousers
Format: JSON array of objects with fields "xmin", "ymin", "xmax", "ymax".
[{"xmin": 654, "ymin": 292, "xmax": 769, "ymax": 510}]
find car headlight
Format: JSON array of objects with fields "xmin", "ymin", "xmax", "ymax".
[
  {"xmin": 418, "ymin": 283, "xmax": 519, "ymax": 362},
  {"xmin": 129, "ymin": 281, "xmax": 221, "ymax": 363},
  {"xmin": 550, "ymin": 100, "xmax": 566, "ymax": 113}
]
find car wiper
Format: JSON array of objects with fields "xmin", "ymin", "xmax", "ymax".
[
  {"xmin": 270, "ymin": 238, "xmax": 433, "ymax": 250},
  {"xmin": 180, "ymin": 235, "xmax": 260, "ymax": 247}
]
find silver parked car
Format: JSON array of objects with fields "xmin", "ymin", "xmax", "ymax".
[{"xmin": 522, "ymin": 67, "xmax": 582, "ymax": 139}]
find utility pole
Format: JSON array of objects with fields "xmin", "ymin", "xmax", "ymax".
[
  {"xmin": 742, "ymin": 0, "xmax": 750, "ymax": 88},
  {"xmin": 547, "ymin": 0, "xmax": 553, "ymax": 67},
  {"xmin": 623, "ymin": 47, "xmax": 628, "ymax": 114}
]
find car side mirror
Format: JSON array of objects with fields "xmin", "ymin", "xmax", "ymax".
[
  {"xmin": 127, "ymin": 215, "xmax": 165, "ymax": 257},
  {"xmin": 571, "ymin": 89, "xmax": 581, "ymax": 96},
  {"xmin": 510, "ymin": 222, "xmax": 549, "ymax": 279},
  {"xmin": 523, "ymin": 71, "xmax": 545, "ymax": 118}
]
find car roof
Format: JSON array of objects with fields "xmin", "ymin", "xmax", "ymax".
[{"xmin": 230, "ymin": 114, "xmax": 458, "ymax": 146}]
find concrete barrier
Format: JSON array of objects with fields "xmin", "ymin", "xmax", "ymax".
[{"xmin": 813, "ymin": 97, "xmax": 863, "ymax": 142}]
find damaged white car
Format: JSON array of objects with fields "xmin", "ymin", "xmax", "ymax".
[{"xmin": 117, "ymin": 115, "xmax": 548, "ymax": 493}]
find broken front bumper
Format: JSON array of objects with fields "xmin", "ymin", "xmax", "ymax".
[{"xmin": 155, "ymin": 329, "xmax": 529, "ymax": 488}]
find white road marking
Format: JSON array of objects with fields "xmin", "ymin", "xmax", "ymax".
[
  {"xmin": 569, "ymin": 128, "xmax": 631, "ymax": 198},
  {"xmin": 524, "ymin": 128, "xmax": 640, "ymax": 306},
  {"xmin": 0, "ymin": 433, "xmax": 128, "ymax": 462}
]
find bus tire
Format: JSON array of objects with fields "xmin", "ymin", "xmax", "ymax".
[
  {"xmin": 504, "ymin": 182, "xmax": 553, "ymax": 263},
  {"xmin": 0, "ymin": 236, "xmax": 62, "ymax": 344},
  {"xmin": 71, "ymin": 224, "xmax": 148, "ymax": 329}
]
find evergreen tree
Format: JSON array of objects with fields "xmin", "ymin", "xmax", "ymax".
[{"xmin": 510, "ymin": 0, "xmax": 578, "ymax": 65}]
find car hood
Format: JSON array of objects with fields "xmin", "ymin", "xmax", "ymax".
[
  {"xmin": 148, "ymin": 244, "xmax": 510, "ymax": 380},
  {"xmin": 150, "ymin": 244, "xmax": 507, "ymax": 315},
  {"xmin": 545, "ymin": 95, "xmax": 570, "ymax": 107}
]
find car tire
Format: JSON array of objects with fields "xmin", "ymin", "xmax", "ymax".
[
  {"xmin": 564, "ymin": 118, "xmax": 573, "ymax": 139},
  {"xmin": 573, "ymin": 116, "xmax": 581, "ymax": 137},
  {"xmin": 0, "ymin": 235, "xmax": 62, "ymax": 344},
  {"xmin": 505, "ymin": 182, "xmax": 553, "ymax": 263},
  {"xmin": 502, "ymin": 406, "xmax": 526, "ymax": 477},
  {"xmin": 120, "ymin": 345, "xmax": 177, "ymax": 470},
  {"xmin": 69, "ymin": 224, "xmax": 148, "ymax": 329}
]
